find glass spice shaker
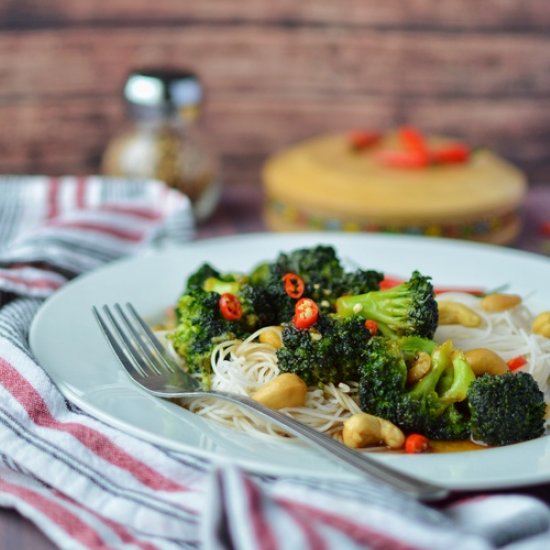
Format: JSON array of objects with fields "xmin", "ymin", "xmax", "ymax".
[{"xmin": 101, "ymin": 68, "xmax": 221, "ymax": 221}]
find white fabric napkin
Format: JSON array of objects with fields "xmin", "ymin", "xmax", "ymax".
[{"xmin": 0, "ymin": 175, "xmax": 549, "ymax": 549}]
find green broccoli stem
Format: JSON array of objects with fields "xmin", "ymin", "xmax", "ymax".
[
  {"xmin": 335, "ymin": 282, "xmax": 419, "ymax": 337},
  {"xmin": 336, "ymin": 288, "xmax": 403, "ymax": 317},
  {"xmin": 336, "ymin": 292, "xmax": 400, "ymax": 336},
  {"xmin": 248, "ymin": 262, "xmax": 270, "ymax": 285},
  {"xmin": 407, "ymin": 341, "xmax": 475, "ymax": 409},
  {"xmin": 399, "ymin": 336, "xmax": 437, "ymax": 361},
  {"xmin": 409, "ymin": 340, "xmax": 453, "ymax": 400},
  {"xmin": 203, "ymin": 277, "xmax": 241, "ymax": 295},
  {"xmin": 439, "ymin": 352, "xmax": 476, "ymax": 404}
]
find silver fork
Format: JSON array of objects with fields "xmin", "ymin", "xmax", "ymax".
[{"xmin": 92, "ymin": 302, "xmax": 449, "ymax": 501}]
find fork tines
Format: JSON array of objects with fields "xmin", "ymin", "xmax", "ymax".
[{"xmin": 92, "ymin": 303, "xmax": 177, "ymax": 378}]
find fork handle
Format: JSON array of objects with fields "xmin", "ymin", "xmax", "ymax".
[{"xmin": 181, "ymin": 389, "xmax": 448, "ymax": 501}]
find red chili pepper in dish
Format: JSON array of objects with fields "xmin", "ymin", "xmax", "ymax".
[
  {"xmin": 364, "ymin": 319, "xmax": 379, "ymax": 335},
  {"xmin": 507, "ymin": 356, "xmax": 527, "ymax": 371},
  {"xmin": 219, "ymin": 293, "xmax": 242, "ymax": 321},
  {"xmin": 379, "ymin": 275, "xmax": 405, "ymax": 290},
  {"xmin": 398, "ymin": 126, "xmax": 428, "ymax": 153},
  {"xmin": 282, "ymin": 272, "xmax": 305, "ymax": 299},
  {"xmin": 381, "ymin": 275, "xmax": 487, "ymax": 296},
  {"xmin": 430, "ymin": 143, "xmax": 470, "ymax": 164},
  {"xmin": 293, "ymin": 298, "xmax": 319, "ymax": 330},
  {"xmin": 404, "ymin": 433, "xmax": 430, "ymax": 454},
  {"xmin": 376, "ymin": 149, "xmax": 430, "ymax": 169},
  {"xmin": 348, "ymin": 130, "xmax": 381, "ymax": 151}
]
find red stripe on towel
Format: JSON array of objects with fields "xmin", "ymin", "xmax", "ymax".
[
  {"xmin": 0, "ymin": 478, "xmax": 109, "ymax": 549},
  {"xmin": 243, "ymin": 476, "xmax": 279, "ymax": 550},
  {"xmin": 100, "ymin": 204, "xmax": 163, "ymax": 221},
  {"xmin": 0, "ymin": 272, "xmax": 63, "ymax": 291},
  {"xmin": 277, "ymin": 500, "xmax": 328, "ymax": 550},
  {"xmin": 75, "ymin": 176, "xmax": 87, "ymax": 209},
  {"xmin": 53, "ymin": 490, "xmax": 160, "ymax": 550},
  {"xmin": 47, "ymin": 177, "xmax": 60, "ymax": 219},
  {"xmin": 278, "ymin": 499, "xmax": 423, "ymax": 550},
  {"xmin": 44, "ymin": 220, "xmax": 144, "ymax": 242},
  {"xmin": 0, "ymin": 357, "xmax": 187, "ymax": 493}
]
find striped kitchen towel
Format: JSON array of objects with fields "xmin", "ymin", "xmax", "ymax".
[
  {"xmin": 0, "ymin": 175, "xmax": 193, "ymax": 299},
  {"xmin": 0, "ymin": 175, "xmax": 549, "ymax": 549}
]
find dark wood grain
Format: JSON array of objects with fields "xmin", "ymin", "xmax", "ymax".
[
  {"xmin": 1, "ymin": 28, "xmax": 548, "ymax": 99},
  {"xmin": 0, "ymin": 1, "xmax": 548, "ymax": 186},
  {"xmin": 1, "ymin": 95, "xmax": 548, "ymax": 183},
  {"xmin": 1, "ymin": 0, "xmax": 549, "ymax": 31}
]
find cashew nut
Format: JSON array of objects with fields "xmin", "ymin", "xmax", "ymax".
[
  {"xmin": 438, "ymin": 301, "xmax": 482, "ymax": 327},
  {"xmin": 464, "ymin": 348, "xmax": 508, "ymax": 376},
  {"xmin": 342, "ymin": 412, "xmax": 405, "ymax": 449},
  {"xmin": 258, "ymin": 326, "xmax": 283, "ymax": 349},
  {"xmin": 407, "ymin": 351, "xmax": 432, "ymax": 384},
  {"xmin": 532, "ymin": 312, "xmax": 550, "ymax": 339},
  {"xmin": 251, "ymin": 373, "xmax": 307, "ymax": 410},
  {"xmin": 481, "ymin": 293, "xmax": 522, "ymax": 313}
]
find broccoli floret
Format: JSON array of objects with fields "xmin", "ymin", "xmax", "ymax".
[
  {"xmin": 276, "ymin": 314, "xmax": 370, "ymax": 386},
  {"xmin": 252, "ymin": 274, "xmax": 298, "ymax": 324},
  {"xmin": 202, "ymin": 276, "xmax": 273, "ymax": 331},
  {"xmin": 359, "ymin": 337, "xmax": 475, "ymax": 440},
  {"xmin": 184, "ymin": 263, "xmax": 222, "ymax": 292},
  {"xmin": 272, "ymin": 245, "xmax": 344, "ymax": 291},
  {"xmin": 335, "ymin": 270, "xmax": 439, "ymax": 339},
  {"xmin": 169, "ymin": 289, "xmax": 239, "ymax": 386},
  {"xmin": 337, "ymin": 269, "xmax": 384, "ymax": 297},
  {"xmin": 169, "ymin": 275, "xmax": 271, "ymax": 385},
  {"xmin": 266, "ymin": 245, "xmax": 347, "ymax": 316},
  {"xmin": 468, "ymin": 371, "xmax": 546, "ymax": 446},
  {"xmin": 247, "ymin": 245, "xmax": 383, "ymax": 322},
  {"xmin": 356, "ymin": 336, "xmax": 408, "ymax": 422}
]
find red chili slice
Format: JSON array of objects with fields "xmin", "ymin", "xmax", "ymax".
[
  {"xmin": 219, "ymin": 293, "xmax": 242, "ymax": 320},
  {"xmin": 431, "ymin": 143, "xmax": 470, "ymax": 164},
  {"xmin": 348, "ymin": 130, "xmax": 382, "ymax": 151},
  {"xmin": 282, "ymin": 272, "xmax": 305, "ymax": 299},
  {"xmin": 404, "ymin": 433, "xmax": 430, "ymax": 454},
  {"xmin": 364, "ymin": 319, "xmax": 379, "ymax": 335},
  {"xmin": 376, "ymin": 149, "xmax": 430, "ymax": 169},
  {"xmin": 293, "ymin": 298, "xmax": 319, "ymax": 330},
  {"xmin": 379, "ymin": 275, "xmax": 405, "ymax": 290},
  {"xmin": 507, "ymin": 356, "xmax": 527, "ymax": 371},
  {"xmin": 398, "ymin": 126, "xmax": 428, "ymax": 153}
]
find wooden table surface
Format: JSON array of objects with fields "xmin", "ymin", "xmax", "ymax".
[{"xmin": 1, "ymin": 182, "xmax": 549, "ymax": 549}]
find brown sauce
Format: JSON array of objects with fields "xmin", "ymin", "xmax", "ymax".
[
  {"xmin": 428, "ymin": 439, "xmax": 487, "ymax": 453},
  {"xmin": 359, "ymin": 439, "xmax": 488, "ymax": 454}
]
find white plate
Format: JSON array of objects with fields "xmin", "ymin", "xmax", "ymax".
[{"xmin": 30, "ymin": 232, "xmax": 550, "ymax": 491}]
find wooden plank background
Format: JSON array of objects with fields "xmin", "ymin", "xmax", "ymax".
[{"xmin": 0, "ymin": 0, "xmax": 549, "ymax": 188}]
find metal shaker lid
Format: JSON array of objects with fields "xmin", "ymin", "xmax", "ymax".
[{"xmin": 123, "ymin": 68, "xmax": 203, "ymax": 118}]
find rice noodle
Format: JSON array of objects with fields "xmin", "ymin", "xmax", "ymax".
[{"xmin": 180, "ymin": 327, "xmax": 362, "ymax": 441}]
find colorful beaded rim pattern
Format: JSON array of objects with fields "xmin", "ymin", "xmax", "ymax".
[{"xmin": 267, "ymin": 198, "xmax": 519, "ymax": 239}]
